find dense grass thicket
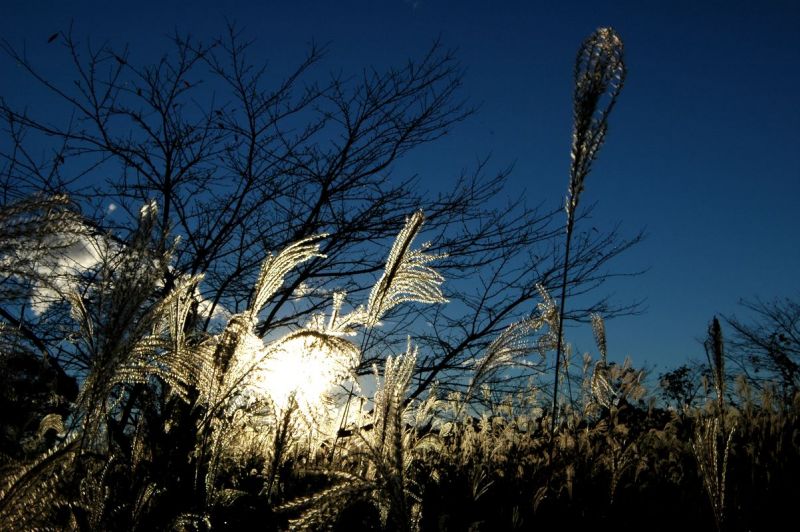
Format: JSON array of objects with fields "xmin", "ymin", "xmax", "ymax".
[
  {"xmin": 1, "ymin": 199, "xmax": 798, "ymax": 531},
  {"xmin": 1, "ymin": 28, "xmax": 798, "ymax": 531}
]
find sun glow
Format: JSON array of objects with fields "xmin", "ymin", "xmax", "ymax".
[{"xmin": 245, "ymin": 332, "xmax": 358, "ymax": 426}]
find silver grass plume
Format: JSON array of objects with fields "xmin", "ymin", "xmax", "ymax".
[
  {"xmin": 590, "ymin": 362, "xmax": 616, "ymax": 409},
  {"xmin": 266, "ymin": 329, "xmax": 361, "ymax": 391},
  {"xmin": 551, "ymin": 27, "xmax": 625, "ymax": 437},
  {"xmin": 0, "ymin": 435, "xmax": 79, "ymax": 529},
  {"xmin": 69, "ymin": 273, "xmax": 205, "ymax": 411},
  {"xmin": 360, "ymin": 346, "xmax": 423, "ymax": 530},
  {"xmin": 591, "ymin": 313, "xmax": 608, "ymax": 364},
  {"xmin": 165, "ymin": 274, "xmax": 204, "ymax": 353},
  {"xmin": 365, "ymin": 211, "xmax": 447, "ymax": 328},
  {"xmin": 466, "ymin": 317, "xmax": 545, "ymax": 410},
  {"xmin": 536, "ymin": 284, "xmax": 560, "ymax": 356},
  {"xmin": 372, "ymin": 342, "xmax": 417, "ymax": 455},
  {"xmin": 308, "ymin": 290, "xmax": 367, "ymax": 337},
  {"xmin": 280, "ymin": 471, "xmax": 374, "ymax": 531},
  {"xmin": 362, "ymin": 342, "xmax": 419, "ymax": 494},
  {"xmin": 69, "ymin": 201, "xmax": 169, "ymax": 439},
  {"xmin": 185, "ymin": 236, "xmax": 327, "ymax": 504},
  {"xmin": 250, "ymin": 234, "xmax": 327, "ymax": 319},
  {"xmin": 108, "ymin": 274, "xmax": 206, "ymax": 401},
  {"xmin": 0, "ymin": 194, "xmax": 86, "ymax": 276},
  {"xmin": 567, "ymin": 27, "xmax": 626, "ymax": 217},
  {"xmin": 704, "ymin": 316, "xmax": 726, "ymax": 415},
  {"xmin": 328, "ymin": 290, "xmax": 346, "ymax": 330},
  {"xmin": 335, "ymin": 211, "xmax": 444, "ymax": 450},
  {"xmin": 36, "ymin": 413, "xmax": 66, "ymax": 440}
]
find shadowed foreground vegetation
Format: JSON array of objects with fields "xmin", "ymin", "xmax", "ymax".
[{"xmin": 0, "ymin": 201, "xmax": 797, "ymax": 531}]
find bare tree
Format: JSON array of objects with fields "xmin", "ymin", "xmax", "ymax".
[
  {"xmin": 726, "ymin": 297, "xmax": 800, "ymax": 402},
  {"xmin": 0, "ymin": 25, "xmax": 640, "ymax": 401}
]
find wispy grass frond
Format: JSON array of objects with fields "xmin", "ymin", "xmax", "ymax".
[
  {"xmin": 0, "ymin": 194, "xmax": 86, "ymax": 265},
  {"xmin": 591, "ymin": 363, "xmax": 616, "ymax": 410},
  {"xmin": 66, "ymin": 290, "xmax": 95, "ymax": 351},
  {"xmin": 269, "ymin": 329, "xmax": 360, "ymax": 373},
  {"xmin": 372, "ymin": 343, "xmax": 418, "ymax": 449},
  {"xmin": 590, "ymin": 357, "xmax": 645, "ymax": 410},
  {"xmin": 284, "ymin": 479, "xmax": 374, "ymax": 531},
  {"xmin": 74, "ymin": 274, "xmax": 206, "ymax": 403},
  {"xmin": 188, "ymin": 315, "xmax": 261, "ymax": 415},
  {"xmin": 321, "ymin": 291, "xmax": 369, "ymax": 337},
  {"xmin": 366, "ymin": 211, "xmax": 447, "ymax": 328},
  {"xmin": 0, "ymin": 435, "xmax": 79, "ymax": 529},
  {"xmin": 591, "ymin": 313, "xmax": 607, "ymax": 364},
  {"xmin": 250, "ymin": 234, "xmax": 327, "ymax": 318},
  {"xmin": 466, "ymin": 317, "xmax": 545, "ymax": 409},
  {"xmin": 535, "ymin": 284, "xmax": 560, "ymax": 356},
  {"xmin": 288, "ymin": 345, "xmax": 424, "ymax": 530},
  {"xmin": 36, "ymin": 413, "xmax": 66, "ymax": 440},
  {"xmin": 364, "ymin": 344, "xmax": 426, "ymax": 530},
  {"xmin": 162, "ymin": 274, "xmax": 205, "ymax": 350},
  {"xmin": 568, "ymin": 27, "xmax": 626, "ymax": 216}
]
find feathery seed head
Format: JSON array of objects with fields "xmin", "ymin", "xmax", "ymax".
[
  {"xmin": 591, "ymin": 313, "xmax": 607, "ymax": 364},
  {"xmin": 568, "ymin": 27, "xmax": 626, "ymax": 215},
  {"xmin": 250, "ymin": 234, "xmax": 327, "ymax": 318},
  {"xmin": 366, "ymin": 210, "xmax": 447, "ymax": 328}
]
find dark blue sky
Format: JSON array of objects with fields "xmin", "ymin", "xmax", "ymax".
[{"xmin": 2, "ymin": 0, "xmax": 798, "ymax": 372}]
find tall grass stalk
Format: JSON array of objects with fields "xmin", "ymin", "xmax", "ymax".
[
  {"xmin": 331, "ymin": 210, "xmax": 445, "ymax": 457},
  {"xmin": 550, "ymin": 27, "xmax": 626, "ymax": 438}
]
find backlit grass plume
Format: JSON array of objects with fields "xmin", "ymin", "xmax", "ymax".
[
  {"xmin": 567, "ymin": 27, "xmax": 626, "ymax": 218},
  {"xmin": 591, "ymin": 313, "xmax": 608, "ymax": 365},
  {"xmin": 336, "ymin": 210, "xmax": 446, "ymax": 454},
  {"xmin": 705, "ymin": 317, "xmax": 726, "ymax": 417},
  {"xmin": 463, "ymin": 310, "xmax": 549, "ymax": 413},
  {"xmin": 195, "ymin": 234, "xmax": 327, "ymax": 404},
  {"xmin": 250, "ymin": 235, "xmax": 327, "ymax": 320},
  {"xmin": 365, "ymin": 211, "xmax": 447, "ymax": 328},
  {"xmin": 551, "ymin": 27, "xmax": 626, "ymax": 435}
]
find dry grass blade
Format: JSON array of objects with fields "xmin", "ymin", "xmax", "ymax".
[{"xmin": 692, "ymin": 417, "xmax": 736, "ymax": 532}]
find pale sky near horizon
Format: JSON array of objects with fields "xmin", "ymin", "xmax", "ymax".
[{"xmin": 1, "ymin": 0, "xmax": 798, "ymax": 375}]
